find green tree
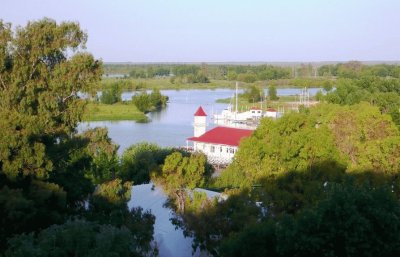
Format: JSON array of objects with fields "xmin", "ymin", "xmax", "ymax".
[
  {"xmin": 0, "ymin": 18, "xmax": 102, "ymax": 180},
  {"xmin": 0, "ymin": 181, "xmax": 68, "ymax": 250},
  {"xmin": 158, "ymin": 152, "xmax": 212, "ymax": 212},
  {"xmin": 100, "ymin": 82, "xmax": 121, "ymax": 104},
  {"xmin": 5, "ymin": 219, "xmax": 155, "ymax": 257},
  {"xmin": 217, "ymin": 103, "xmax": 400, "ymax": 190},
  {"xmin": 268, "ymin": 85, "xmax": 278, "ymax": 100},
  {"xmin": 219, "ymin": 184, "xmax": 400, "ymax": 257},
  {"xmin": 86, "ymin": 179, "xmax": 156, "ymax": 255},
  {"xmin": 242, "ymin": 85, "xmax": 263, "ymax": 103},
  {"xmin": 237, "ymin": 73, "xmax": 257, "ymax": 83},
  {"xmin": 277, "ymin": 184, "xmax": 400, "ymax": 257},
  {"xmin": 0, "ymin": 19, "xmax": 156, "ymax": 255},
  {"xmin": 322, "ymin": 80, "xmax": 333, "ymax": 92},
  {"xmin": 314, "ymin": 90, "xmax": 324, "ymax": 101},
  {"xmin": 132, "ymin": 89, "xmax": 168, "ymax": 113},
  {"xmin": 81, "ymin": 128, "xmax": 120, "ymax": 183},
  {"xmin": 120, "ymin": 143, "xmax": 172, "ymax": 184}
]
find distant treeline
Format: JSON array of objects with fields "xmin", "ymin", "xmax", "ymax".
[
  {"xmin": 104, "ymin": 62, "xmax": 400, "ymax": 83},
  {"xmin": 318, "ymin": 61, "xmax": 400, "ymax": 78}
]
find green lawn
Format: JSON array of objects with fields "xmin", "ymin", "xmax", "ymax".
[{"xmin": 82, "ymin": 102, "xmax": 148, "ymax": 122}]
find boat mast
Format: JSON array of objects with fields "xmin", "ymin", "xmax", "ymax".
[{"xmin": 235, "ymin": 81, "xmax": 238, "ymax": 114}]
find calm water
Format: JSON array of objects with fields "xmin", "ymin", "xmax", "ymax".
[
  {"xmin": 78, "ymin": 88, "xmax": 321, "ymax": 153},
  {"xmin": 128, "ymin": 183, "xmax": 201, "ymax": 257}
]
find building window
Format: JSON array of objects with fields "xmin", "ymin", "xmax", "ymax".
[
  {"xmin": 210, "ymin": 146, "xmax": 215, "ymax": 153},
  {"xmin": 220, "ymin": 146, "xmax": 223, "ymax": 152},
  {"xmin": 229, "ymin": 148, "xmax": 235, "ymax": 154}
]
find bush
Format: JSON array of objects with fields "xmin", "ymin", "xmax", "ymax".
[
  {"xmin": 242, "ymin": 85, "xmax": 263, "ymax": 103},
  {"xmin": 100, "ymin": 83, "xmax": 121, "ymax": 104},
  {"xmin": 132, "ymin": 89, "xmax": 168, "ymax": 113},
  {"xmin": 119, "ymin": 143, "xmax": 172, "ymax": 184},
  {"xmin": 268, "ymin": 85, "xmax": 278, "ymax": 100}
]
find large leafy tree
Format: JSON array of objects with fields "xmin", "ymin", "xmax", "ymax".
[
  {"xmin": 0, "ymin": 18, "xmax": 102, "ymax": 180},
  {"xmin": 219, "ymin": 184, "xmax": 400, "ymax": 257},
  {"xmin": 217, "ymin": 102, "xmax": 400, "ymax": 190},
  {"xmin": 0, "ymin": 19, "xmax": 156, "ymax": 255},
  {"xmin": 5, "ymin": 219, "xmax": 149, "ymax": 257},
  {"xmin": 120, "ymin": 142, "xmax": 172, "ymax": 184},
  {"xmin": 158, "ymin": 151, "xmax": 212, "ymax": 212}
]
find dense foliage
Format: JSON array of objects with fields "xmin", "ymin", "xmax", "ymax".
[
  {"xmin": 171, "ymin": 103, "xmax": 400, "ymax": 256},
  {"xmin": 241, "ymin": 85, "xmax": 264, "ymax": 103},
  {"xmin": 119, "ymin": 143, "xmax": 173, "ymax": 184},
  {"xmin": 318, "ymin": 61, "xmax": 400, "ymax": 78},
  {"xmin": 132, "ymin": 89, "xmax": 168, "ymax": 113},
  {"xmin": 100, "ymin": 82, "xmax": 122, "ymax": 104},
  {"xmin": 267, "ymin": 85, "xmax": 278, "ymax": 100},
  {"xmin": 153, "ymin": 151, "xmax": 213, "ymax": 213},
  {"xmin": 0, "ymin": 19, "xmax": 155, "ymax": 256},
  {"xmin": 324, "ymin": 76, "xmax": 400, "ymax": 126},
  {"xmin": 219, "ymin": 184, "xmax": 400, "ymax": 257},
  {"xmin": 6, "ymin": 219, "xmax": 143, "ymax": 257}
]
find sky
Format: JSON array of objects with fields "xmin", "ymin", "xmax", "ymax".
[{"xmin": 2, "ymin": 0, "xmax": 400, "ymax": 62}]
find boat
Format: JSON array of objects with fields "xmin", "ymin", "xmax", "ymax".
[{"xmin": 213, "ymin": 82, "xmax": 273, "ymax": 129}]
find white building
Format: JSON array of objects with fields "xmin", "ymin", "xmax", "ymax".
[
  {"xmin": 265, "ymin": 108, "xmax": 278, "ymax": 118},
  {"xmin": 187, "ymin": 106, "xmax": 253, "ymax": 165},
  {"xmin": 214, "ymin": 106, "xmax": 263, "ymax": 123}
]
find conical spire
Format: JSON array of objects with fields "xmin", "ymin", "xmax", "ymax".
[{"xmin": 194, "ymin": 106, "xmax": 207, "ymax": 116}]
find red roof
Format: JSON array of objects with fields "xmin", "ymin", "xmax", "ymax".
[
  {"xmin": 266, "ymin": 108, "xmax": 277, "ymax": 112},
  {"xmin": 187, "ymin": 127, "xmax": 253, "ymax": 146},
  {"xmin": 250, "ymin": 107, "xmax": 261, "ymax": 110},
  {"xmin": 194, "ymin": 106, "xmax": 207, "ymax": 116}
]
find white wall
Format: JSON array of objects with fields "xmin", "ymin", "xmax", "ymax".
[
  {"xmin": 265, "ymin": 111, "xmax": 277, "ymax": 118},
  {"xmin": 193, "ymin": 142, "xmax": 237, "ymax": 164},
  {"xmin": 194, "ymin": 116, "xmax": 206, "ymax": 137}
]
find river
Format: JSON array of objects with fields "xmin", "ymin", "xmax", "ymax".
[{"xmin": 78, "ymin": 88, "xmax": 321, "ymax": 153}]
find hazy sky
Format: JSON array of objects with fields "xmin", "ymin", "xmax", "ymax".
[{"xmin": 2, "ymin": 0, "xmax": 400, "ymax": 62}]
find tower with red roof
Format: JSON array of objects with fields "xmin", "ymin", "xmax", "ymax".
[
  {"xmin": 188, "ymin": 106, "xmax": 253, "ymax": 164},
  {"xmin": 194, "ymin": 106, "xmax": 207, "ymax": 137}
]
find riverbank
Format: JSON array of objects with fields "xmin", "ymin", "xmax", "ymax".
[
  {"xmin": 101, "ymin": 78, "xmax": 235, "ymax": 90},
  {"xmin": 82, "ymin": 102, "xmax": 148, "ymax": 122},
  {"xmin": 100, "ymin": 77, "xmax": 332, "ymax": 91}
]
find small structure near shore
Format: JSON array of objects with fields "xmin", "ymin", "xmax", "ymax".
[
  {"xmin": 187, "ymin": 106, "xmax": 253, "ymax": 165},
  {"xmin": 265, "ymin": 108, "xmax": 278, "ymax": 118}
]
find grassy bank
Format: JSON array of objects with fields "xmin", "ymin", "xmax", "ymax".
[
  {"xmin": 99, "ymin": 77, "xmax": 332, "ymax": 91},
  {"xmin": 82, "ymin": 102, "xmax": 148, "ymax": 122},
  {"xmin": 100, "ymin": 78, "xmax": 236, "ymax": 90}
]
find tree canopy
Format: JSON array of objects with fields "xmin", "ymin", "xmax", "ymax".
[
  {"xmin": 0, "ymin": 18, "xmax": 156, "ymax": 255},
  {"xmin": 0, "ymin": 18, "xmax": 102, "ymax": 180},
  {"xmin": 175, "ymin": 102, "xmax": 400, "ymax": 256},
  {"xmin": 154, "ymin": 151, "xmax": 213, "ymax": 213}
]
